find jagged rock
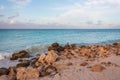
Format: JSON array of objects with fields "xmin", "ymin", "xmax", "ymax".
[
  {"xmin": 45, "ymin": 50, "xmax": 58, "ymax": 65},
  {"xmin": 8, "ymin": 67, "xmax": 16, "ymax": 76},
  {"xmin": 25, "ymin": 67, "xmax": 39, "ymax": 79},
  {"xmin": 64, "ymin": 44, "xmax": 70, "ymax": 49},
  {"xmin": 35, "ymin": 54, "xmax": 46, "ymax": 67},
  {"xmin": 16, "ymin": 61, "xmax": 30, "ymax": 68},
  {"xmin": 52, "ymin": 42, "xmax": 59, "ymax": 47},
  {"xmin": 57, "ymin": 46, "xmax": 64, "ymax": 52},
  {"xmin": 116, "ymin": 48, "xmax": 120, "ymax": 55},
  {"xmin": 10, "ymin": 50, "xmax": 30, "ymax": 60},
  {"xmin": 0, "ymin": 68, "xmax": 9, "ymax": 76},
  {"xmin": 16, "ymin": 67, "xmax": 39, "ymax": 80},
  {"xmin": 31, "ymin": 57, "xmax": 39, "ymax": 67},
  {"xmin": 39, "ymin": 65, "xmax": 57, "ymax": 77},
  {"xmin": 16, "ymin": 67, "xmax": 26, "ymax": 80},
  {"xmin": 71, "ymin": 44, "xmax": 77, "ymax": 49},
  {"xmin": 45, "ymin": 65, "xmax": 57, "ymax": 76},
  {"xmin": 91, "ymin": 64, "xmax": 105, "ymax": 72},
  {"xmin": 48, "ymin": 43, "xmax": 64, "ymax": 52},
  {"xmin": 98, "ymin": 47, "xmax": 108, "ymax": 57},
  {"xmin": 39, "ymin": 66, "xmax": 47, "ymax": 77}
]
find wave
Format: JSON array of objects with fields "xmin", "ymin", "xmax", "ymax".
[
  {"xmin": 0, "ymin": 39, "xmax": 120, "ymax": 60},
  {"xmin": 0, "ymin": 52, "xmax": 12, "ymax": 60},
  {"xmin": 25, "ymin": 45, "xmax": 49, "ymax": 54},
  {"xmin": 0, "ymin": 44, "xmax": 49, "ymax": 60}
]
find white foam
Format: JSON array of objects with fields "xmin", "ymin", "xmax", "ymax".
[
  {"xmin": 25, "ymin": 45, "xmax": 48, "ymax": 54},
  {"xmin": 0, "ymin": 52, "xmax": 12, "ymax": 60},
  {"xmin": 0, "ymin": 55, "xmax": 4, "ymax": 60}
]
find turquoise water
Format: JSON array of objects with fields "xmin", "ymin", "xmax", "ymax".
[{"xmin": 0, "ymin": 29, "xmax": 120, "ymax": 53}]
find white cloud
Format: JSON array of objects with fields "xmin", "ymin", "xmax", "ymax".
[
  {"xmin": 8, "ymin": 19, "xmax": 16, "ymax": 24},
  {"xmin": 0, "ymin": 5, "xmax": 4, "ymax": 9},
  {"xmin": 38, "ymin": 0, "xmax": 120, "ymax": 28},
  {"xmin": 8, "ymin": 0, "xmax": 31, "ymax": 8}
]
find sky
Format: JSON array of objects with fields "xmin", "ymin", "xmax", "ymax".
[{"xmin": 0, "ymin": 0, "xmax": 120, "ymax": 29}]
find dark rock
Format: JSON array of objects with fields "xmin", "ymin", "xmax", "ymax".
[
  {"xmin": 71, "ymin": 44, "xmax": 77, "ymax": 49},
  {"xmin": 64, "ymin": 44, "xmax": 70, "ymax": 49},
  {"xmin": 0, "ymin": 68, "xmax": 9, "ymax": 76},
  {"xmin": 16, "ymin": 61, "xmax": 30, "ymax": 68},
  {"xmin": 57, "ymin": 46, "xmax": 64, "ymax": 52},
  {"xmin": 48, "ymin": 43, "xmax": 64, "ymax": 52},
  {"xmin": 39, "ymin": 65, "xmax": 57, "ymax": 77},
  {"xmin": 48, "ymin": 46, "xmax": 55, "ymax": 51},
  {"xmin": 45, "ymin": 65, "xmax": 57, "ymax": 76},
  {"xmin": 51, "ymin": 42, "xmax": 59, "ymax": 47},
  {"xmin": 113, "ymin": 42, "xmax": 118, "ymax": 46},
  {"xmin": 31, "ymin": 58, "xmax": 38, "ymax": 67},
  {"xmin": 10, "ymin": 50, "xmax": 30, "ymax": 60}
]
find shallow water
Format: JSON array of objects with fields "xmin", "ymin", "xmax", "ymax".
[{"xmin": 0, "ymin": 29, "xmax": 120, "ymax": 54}]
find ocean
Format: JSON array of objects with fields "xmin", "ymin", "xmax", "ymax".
[{"xmin": 0, "ymin": 29, "xmax": 120, "ymax": 57}]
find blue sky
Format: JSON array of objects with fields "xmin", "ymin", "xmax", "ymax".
[{"xmin": 0, "ymin": 0, "xmax": 120, "ymax": 29}]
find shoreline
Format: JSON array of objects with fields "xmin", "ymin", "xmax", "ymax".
[{"xmin": 0, "ymin": 42, "xmax": 120, "ymax": 80}]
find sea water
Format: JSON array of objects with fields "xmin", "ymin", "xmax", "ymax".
[{"xmin": 0, "ymin": 29, "xmax": 120, "ymax": 57}]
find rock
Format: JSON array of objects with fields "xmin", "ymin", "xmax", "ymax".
[
  {"xmin": 116, "ymin": 48, "xmax": 120, "ymax": 55},
  {"xmin": 71, "ymin": 44, "xmax": 77, "ymax": 49},
  {"xmin": 64, "ymin": 44, "xmax": 70, "ymax": 49},
  {"xmin": 0, "ymin": 68, "xmax": 9, "ymax": 76},
  {"xmin": 39, "ymin": 66, "xmax": 47, "ymax": 77},
  {"xmin": 91, "ymin": 64, "xmax": 105, "ymax": 72},
  {"xmin": 66, "ymin": 62, "xmax": 73, "ymax": 66},
  {"xmin": 10, "ymin": 50, "xmax": 30, "ymax": 60},
  {"xmin": 35, "ymin": 54, "xmax": 46, "ymax": 67},
  {"xmin": 45, "ymin": 50, "xmax": 58, "ymax": 65},
  {"xmin": 8, "ymin": 67, "xmax": 16, "ymax": 76},
  {"xmin": 80, "ymin": 62, "xmax": 88, "ymax": 66},
  {"xmin": 45, "ymin": 65, "xmax": 57, "ymax": 76},
  {"xmin": 101, "ymin": 62, "xmax": 113, "ymax": 67},
  {"xmin": 16, "ymin": 67, "xmax": 39, "ymax": 80},
  {"xmin": 25, "ymin": 67, "xmax": 39, "ymax": 79},
  {"xmin": 57, "ymin": 46, "xmax": 64, "ymax": 52},
  {"xmin": 0, "ymin": 75, "xmax": 16, "ymax": 80},
  {"xmin": 48, "ymin": 43, "xmax": 59, "ymax": 51},
  {"xmin": 48, "ymin": 43, "xmax": 64, "ymax": 52},
  {"xmin": 39, "ymin": 65, "xmax": 57, "ymax": 77},
  {"xmin": 16, "ymin": 61, "xmax": 30, "ymax": 68},
  {"xmin": 16, "ymin": 67, "xmax": 26, "ymax": 80},
  {"xmin": 51, "ymin": 43, "xmax": 59, "ymax": 47},
  {"xmin": 31, "ymin": 57, "xmax": 39, "ymax": 67}
]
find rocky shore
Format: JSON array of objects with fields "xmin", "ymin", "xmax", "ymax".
[{"xmin": 0, "ymin": 42, "xmax": 120, "ymax": 80}]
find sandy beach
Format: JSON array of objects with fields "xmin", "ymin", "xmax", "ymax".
[{"xmin": 0, "ymin": 42, "xmax": 120, "ymax": 80}]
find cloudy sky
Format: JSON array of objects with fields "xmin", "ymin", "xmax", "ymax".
[{"xmin": 0, "ymin": 0, "xmax": 120, "ymax": 29}]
